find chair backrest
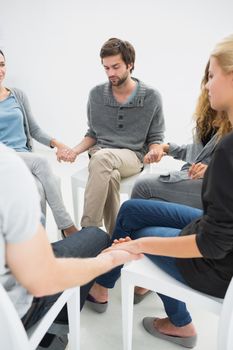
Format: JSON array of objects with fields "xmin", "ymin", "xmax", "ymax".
[
  {"xmin": 0, "ymin": 284, "xmax": 30, "ymax": 350},
  {"xmin": 0, "ymin": 283, "xmax": 80, "ymax": 350}
]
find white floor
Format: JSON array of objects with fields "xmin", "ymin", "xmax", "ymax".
[{"xmin": 40, "ymin": 148, "xmax": 218, "ymax": 350}]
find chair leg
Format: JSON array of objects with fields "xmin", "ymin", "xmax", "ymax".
[
  {"xmin": 67, "ymin": 287, "xmax": 80, "ymax": 350},
  {"xmin": 217, "ymin": 306, "xmax": 233, "ymax": 350},
  {"xmin": 121, "ymin": 273, "xmax": 134, "ymax": 350},
  {"xmin": 71, "ymin": 180, "xmax": 80, "ymax": 226}
]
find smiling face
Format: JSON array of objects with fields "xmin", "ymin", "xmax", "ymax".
[
  {"xmin": 205, "ymin": 57, "xmax": 233, "ymax": 114},
  {"xmin": 102, "ymin": 54, "xmax": 132, "ymax": 87},
  {"xmin": 0, "ymin": 53, "xmax": 6, "ymax": 86}
]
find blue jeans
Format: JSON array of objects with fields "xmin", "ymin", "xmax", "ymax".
[
  {"xmin": 22, "ymin": 227, "xmax": 110, "ymax": 330},
  {"xmin": 97, "ymin": 199, "xmax": 203, "ymax": 326}
]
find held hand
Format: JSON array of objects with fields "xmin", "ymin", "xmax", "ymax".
[
  {"xmin": 104, "ymin": 239, "xmax": 142, "ymax": 256},
  {"xmin": 101, "ymin": 236, "xmax": 132, "ymax": 252},
  {"xmin": 64, "ymin": 149, "xmax": 77, "ymax": 163},
  {"xmin": 101, "ymin": 249, "xmax": 143, "ymax": 268},
  {"xmin": 188, "ymin": 162, "xmax": 208, "ymax": 179},
  {"xmin": 144, "ymin": 144, "xmax": 165, "ymax": 164},
  {"xmin": 51, "ymin": 140, "xmax": 72, "ymax": 162},
  {"xmin": 112, "ymin": 236, "xmax": 132, "ymax": 246},
  {"xmin": 56, "ymin": 146, "xmax": 70, "ymax": 162},
  {"xmin": 56, "ymin": 147, "xmax": 77, "ymax": 163}
]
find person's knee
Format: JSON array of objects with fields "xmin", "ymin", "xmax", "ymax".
[
  {"xmin": 118, "ymin": 199, "xmax": 146, "ymax": 225},
  {"xmin": 131, "ymin": 178, "xmax": 145, "ymax": 198},
  {"xmin": 82, "ymin": 227, "xmax": 110, "ymax": 251},
  {"xmin": 52, "ymin": 228, "xmax": 110, "ymax": 258},
  {"xmin": 32, "ymin": 154, "xmax": 51, "ymax": 172},
  {"xmin": 131, "ymin": 176, "xmax": 154, "ymax": 199},
  {"xmin": 118, "ymin": 199, "xmax": 135, "ymax": 217},
  {"xmin": 109, "ymin": 169, "xmax": 121, "ymax": 183},
  {"xmin": 89, "ymin": 149, "xmax": 113, "ymax": 169}
]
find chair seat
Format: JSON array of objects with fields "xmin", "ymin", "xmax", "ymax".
[
  {"xmin": 121, "ymin": 256, "xmax": 233, "ymax": 350},
  {"xmin": 123, "ymin": 257, "xmax": 223, "ymax": 315}
]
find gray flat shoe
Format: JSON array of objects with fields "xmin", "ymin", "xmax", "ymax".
[
  {"xmin": 142, "ymin": 317, "xmax": 197, "ymax": 348},
  {"xmin": 86, "ymin": 293, "xmax": 108, "ymax": 313},
  {"xmin": 134, "ymin": 290, "xmax": 152, "ymax": 304}
]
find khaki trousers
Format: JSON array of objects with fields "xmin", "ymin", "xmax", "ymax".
[{"xmin": 81, "ymin": 148, "xmax": 143, "ymax": 235}]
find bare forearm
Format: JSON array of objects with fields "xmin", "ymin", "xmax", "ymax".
[
  {"xmin": 137, "ymin": 235, "xmax": 202, "ymax": 258},
  {"xmin": 7, "ymin": 227, "xmax": 113, "ymax": 297},
  {"xmin": 50, "ymin": 138, "xmax": 74, "ymax": 152},
  {"xmin": 73, "ymin": 136, "xmax": 96, "ymax": 155},
  {"xmin": 33, "ymin": 254, "xmax": 114, "ymax": 297}
]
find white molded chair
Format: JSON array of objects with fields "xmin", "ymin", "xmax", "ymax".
[
  {"xmin": 121, "ymin": 256, "xmax": 233, "ymax": 350},
  {"xmin": 0, "ymin": 284, "xmax": 80, "ymax": 350},
  {"xmin": 71, "ymin": 164, "xmax": 152, "ymax": 226}
]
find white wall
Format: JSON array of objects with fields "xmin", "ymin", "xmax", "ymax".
[{"xmin": 1, "ymin": 0, "xmax": 233, "ymax": 149}]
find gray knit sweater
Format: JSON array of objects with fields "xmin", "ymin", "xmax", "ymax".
[
  {"xmin": 10, "ymin": 88, "xmax": 52, "ymax": 150},
  {"xmin": 85, "ymin": 79, "xmax": 165, "ymax": 160},
  {"xmin": 158, "ymin": 134, "xmax": 219, "ymax": 183}
]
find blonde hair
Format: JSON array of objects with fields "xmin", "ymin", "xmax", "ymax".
[
  {"xmin": 211, "ymin": 34, "xmax": 233, "ymax": 74},
  {"xmin": 194, "ymin": 53, "xmax": 232, "ymax": 142}
]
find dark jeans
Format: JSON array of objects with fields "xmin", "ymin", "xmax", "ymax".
[
  {"xmin": 97, "ymin": 199, "xmax": 203, "ymax": 326},
  {"xmin": 22, "ymin": 227, "xmax": 109, "ymax": 330}
]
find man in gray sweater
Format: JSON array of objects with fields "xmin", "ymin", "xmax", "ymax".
[{"xmin": 60, "ymin": 38, "xmax": 165, "ymax": 234}]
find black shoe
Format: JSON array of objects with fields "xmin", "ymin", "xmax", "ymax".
[{"xmin": 37, "ymin": 333, "xmax": 68, "ymax": 350}]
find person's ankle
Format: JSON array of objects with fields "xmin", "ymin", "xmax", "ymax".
[
  {"xmin": 134, "ymin": 286, "xmax": 149, "ymax": 295},
  {"xmin": 89, "ymin": 283, "xmax": 109, "ymax": 303}
]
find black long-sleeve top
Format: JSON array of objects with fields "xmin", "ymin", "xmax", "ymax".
[{"xmin": 176, "ymin": 132, "xmax": 233, "ymax": 298}]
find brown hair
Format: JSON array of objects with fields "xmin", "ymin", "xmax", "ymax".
[
  {"xmin": 100, "ymin": 38, "xmax": 135, "ymax": 73},
  {"xmin": 194, "ymin": 61, "xmax": 232, "ymax": 142},
  {"xmin": 0, "ymin": 49, "xmax": 5, "ymax": 59}
]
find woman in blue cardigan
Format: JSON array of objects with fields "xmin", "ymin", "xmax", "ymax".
[{"xmin": 0, "ymin": 50, "xmax": 77, "ymax": 237}]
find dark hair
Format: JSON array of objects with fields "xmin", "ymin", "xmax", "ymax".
[
  {"xmin": 100, "ymin": 38, "xmax": 135, "ymax": 73},
  {"xmin": 0, "ymin": 49, "xmax": 5, "ymax": 58}
]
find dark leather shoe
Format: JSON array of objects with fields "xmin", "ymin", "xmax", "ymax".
[{"xmin": 37, "ymin": 334, "xmax": 68, "ymax": 349}]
